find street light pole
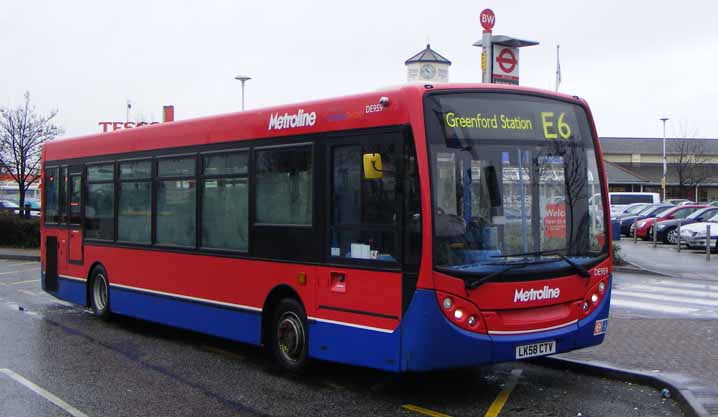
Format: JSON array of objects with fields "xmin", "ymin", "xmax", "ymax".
[
  {"xmin": 234, "ymin": 75, "xmax": 251, "ymax": 111},
  {"xmin": 660, "ymin": 117, "xmax": 669, "ymax": 201}
]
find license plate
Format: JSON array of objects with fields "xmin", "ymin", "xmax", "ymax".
[{"xmin": 515, "ymin": 341, "xmax": 556, "ymax": 359}]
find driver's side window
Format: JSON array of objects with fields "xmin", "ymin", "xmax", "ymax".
[{"xmin": 329, "ymin": 140, "xmax": 399, "ymax": 263}]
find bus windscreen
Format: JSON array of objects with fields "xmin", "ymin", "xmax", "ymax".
[{"xmin": 424, "ymin": 92, "xmax": 607, "ymax": 280}]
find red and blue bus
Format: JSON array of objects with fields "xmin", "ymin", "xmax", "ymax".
[{"xmin": 41, "ymin": 84, "xmax": 611, "ymax": 372}]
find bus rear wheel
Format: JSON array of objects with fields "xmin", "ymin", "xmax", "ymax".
[
  {"xmin": 90, "ymin": 267, "xmax": 111, "ymax": 320},
  {"xmin": 270, "ymin": 298, "xmax": 309, "ymax": 372}
]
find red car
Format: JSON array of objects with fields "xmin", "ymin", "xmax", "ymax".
[{"xmin": 633, "ymin": 205, "xmax": 707, "ymax": 240}]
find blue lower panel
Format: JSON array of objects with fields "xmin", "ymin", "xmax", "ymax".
[
  {"xmin": 43, "ymin": 273, "xmax": 87, "ymax": 306},
  {"xmin": 400, "ymin": 289, "xmax": 493, "ymax": 371},
  {"xmin": 400, "ymin": 278, "xmax": 612, "ymax": 372},
  {"xmin": 110, "ymin": 286, "xmax": 262, "ymax": 346},
  {"xmin": 575, "ymin": 277, "xmax": 612, "ymax": 347},
  {"xmin": 309, "ymin": 320, "xmax": 401, "ymax": 372}
]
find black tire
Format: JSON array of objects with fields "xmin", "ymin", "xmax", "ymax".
[
  {"xmin": 90, "ymin": 266, "xmax": 111, "ymax": 320},
  {"xmin": 270, "ymin": 298, "xmax": 309, "ymax": 373}
]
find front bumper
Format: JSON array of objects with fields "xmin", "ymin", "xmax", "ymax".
[
  {"xmin": 682, "ymin": 236, "xmax": 717, "ymax": 248},
  {"xmin": 400, "ymin": 277, "xmax": 612, "ymax": 371}
]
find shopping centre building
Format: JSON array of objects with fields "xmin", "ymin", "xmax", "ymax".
[{"xmin": 600, "ymin": 137, "xmax": 718, "ymax": 202}]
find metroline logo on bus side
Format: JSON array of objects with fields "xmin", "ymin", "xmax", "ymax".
[{"xmin": 268, "ymin": 109, "xmax": 317, "ymax": 131}]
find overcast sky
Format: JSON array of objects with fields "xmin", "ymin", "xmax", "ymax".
[{"xmin": 2, "ymin": 0, "xmax": 717, "ymax": 139}]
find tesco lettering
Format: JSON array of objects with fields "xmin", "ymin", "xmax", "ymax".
[{"xmin": 99, "ymin": 121, "xmax": 159, "ymax": 133}]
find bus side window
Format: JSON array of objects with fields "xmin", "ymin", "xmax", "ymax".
[
  {"xmin": 200, "ymin": 151, "xmax": 249, "ymax": 250},
  {"xmin": 86, "ymin": 164, "xmax": 115, "ymax": 240},
  {"xmin": 68, "ymin": 174, "xmax": 82, "ymax": 225},
  {"xmin": 255, "ymin": 146, "xmax": 312, "ymax": 226},
  {"xmin": 44, "ymin": 167, "xmax": 60, "ymax": 223}
]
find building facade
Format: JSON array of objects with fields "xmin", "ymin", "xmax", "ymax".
[{"xmin": 600, "ymin": 137, "xmax": 718, "ymax": 202}]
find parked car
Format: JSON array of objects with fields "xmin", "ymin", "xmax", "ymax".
[
  {"xmin": 710, "ymin": 201, "xmax": 718, "ymax": 207},
  {"xmin": 632, "ymin": 205, "xmax": 707, "ymax": 240},
  {"xmin": 24, "ymin": 199, "xmax": 41, "ymax": 216},
  {"xmin": 0, "ymin": 200, "xmax": 20, "ymax": 214},
  {"xmin": 609, "ymin": 192, "xmax": 661, "ymax": 217},
  {"xmin": 654, "ymin": 206, "xmax": 718, "ymax": 244},
  {"xmin": 664, "ymin": 198, "xmax": 691, "ymax": 205},
  {"xmin": 679, "ymin": 213, "xmax": 718, "ymax": 251},
  {"xmin": 619, "ymin": 204, "xmax": 674, "ymax": 236},
  {"xmin": 611, "ymin": 202, "xmax": 651, "ymax": 221}
]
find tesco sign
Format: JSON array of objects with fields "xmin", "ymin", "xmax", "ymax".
[{"xmin": 99, "ymin": 121, "xmax": 159, "ymax": 133}]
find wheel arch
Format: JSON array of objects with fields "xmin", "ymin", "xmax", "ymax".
[{"xmin": 261, "ymin": 284, "xmax": 305, "ymax": 346}]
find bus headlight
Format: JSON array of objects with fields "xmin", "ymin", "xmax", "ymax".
[
  {"xmin": 443, "ymin": 297, "xmax": 453, "ymax": 309},
  {"xmin": 582, "ymin": 301, "xmax": 590, "ymax": 311},
  {"xmin": 591, "ymin": 293, "xmax": 599, "ymax": 304},
  {"xmin": 454, "ymin": 309, "xmax": 464, "ymax": 320},
  {"xmin": 467, "ymin": 315, "xmax": 477, "ymax": 327},
  {"xmin": 598, "ymin": 281, "xmax": 606, "ymax": 293}
]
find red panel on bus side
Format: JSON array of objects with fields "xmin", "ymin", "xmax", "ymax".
[
  {"xmin": 84, "ymin": 246, "xmax": 316, "ymax": 313},
  {"xmin": 314, "ymin": 266, "xmax": 402, "ymax": 331},
  {"xmin": 68, "ymin": 229, "xmax": 83, "ymax": 263}
]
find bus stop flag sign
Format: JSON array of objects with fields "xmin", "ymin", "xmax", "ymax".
[
  {"xmin": 492, "ymin": 45, "xmax": 519, "ymax": 85},
  {"xmin": 480, "ymin": 9, "xmax": 495, "ymax": 31}
]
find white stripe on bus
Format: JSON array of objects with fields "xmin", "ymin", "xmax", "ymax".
[
  {"xmin": 58, "ymin": 275, "xmax": 86, "ymax": 282},
  {"xmin": 109, "ymin": 283, "xmax": 396, "ymax": 333},
  {"xmin": 307, "ymin": 316, "xmax": 395, "ymax": 334},
  {"xmin": 109, "ymin": 282, "xmax": 262, "ymax": 312},
  {"xmin": 488, "ymin": 319, "xmax": 577, "ymax": 335}
]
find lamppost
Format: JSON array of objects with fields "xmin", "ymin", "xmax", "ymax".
[
  {"xmin": 660, "ymin": 117, "xmax": 669, "ymax": 201},
  {"xmin": 234, "ymin": 75, "xmax": 251, "ymax": 111}
]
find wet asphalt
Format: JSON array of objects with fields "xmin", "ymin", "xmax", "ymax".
[{"xmin": 0, "ymin": 260, "xmax": 684, "ymax": 417}]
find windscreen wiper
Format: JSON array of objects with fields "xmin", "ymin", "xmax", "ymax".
[
  {"xmin": 465, "ymin": 262, "xmax": 532, "ymax": 290},
  {"xmin": 491, "ymin": 248, "xmax": 590, "ymax": 278}
]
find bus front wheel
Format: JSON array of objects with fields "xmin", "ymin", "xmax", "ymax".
[
  {"xmin": 90, "ymin": 267, "xmax": 111, "ymax": 320},
  {"xmin": 270, "ymin": 298, "xmax": 309, "ymax": 372}
]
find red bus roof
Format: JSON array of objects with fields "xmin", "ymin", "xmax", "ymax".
[{"xmin": 44, "ymin": 83, "xmax": 586, "ymax": 162}]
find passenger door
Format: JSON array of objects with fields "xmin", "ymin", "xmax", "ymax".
[
  {"xmin": 67, "ymin": 167, "xmax": 84, "ymax": 264},
  {"xmin": 317, "ymin": 131, "xmax": 404, "ymax": 326}
]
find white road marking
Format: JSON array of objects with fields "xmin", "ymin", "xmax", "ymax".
[
  {"xmin": 0, "ymin": 368, "xmax": 90, "ymax": 417},
  {"xmin": 4, "ymin": 261, "xmax": 40, "ymax": 267},
  {"xmin": 610, "ymin": 299, "xmax": 700, "ymax": 314},
  {"xmin": 0, "ymin": 268, "xmax": 40, "ymax": 276},
  {"xmin": 9, "ymin": 279, "xmax": 40, "ymax": 285},
  {"xmin": 613, "ymin": 290, "xmax": 718, "ymax": 307},
  {"xmin": 622, "ymin": 284, "xmax": 718, "ymax": 299},
  {"xmin": 651, "ymin": 280, "xmax": 718, "ymax": 291}
]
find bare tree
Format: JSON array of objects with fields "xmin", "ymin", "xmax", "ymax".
[
  {"xmin": 668, "ymin": 126, "xmax": 710, "ymax": 199},
  {"xmin": 0, "ymin": 92, "xmax": 62, "ymax": 216}
]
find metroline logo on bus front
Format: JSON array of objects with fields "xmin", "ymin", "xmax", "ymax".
[
  {"xmin": 514, "ymin": 286, "xmax": 561, "ymax": 303},
  {"xmin": 268, "ymin": 109, "xmax": 317, "ymax": 131}
]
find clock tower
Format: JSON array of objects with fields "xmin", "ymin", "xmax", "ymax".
[{"xmin": 405, "ymin": 44, "xmax": 451, "ymax": 83}]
